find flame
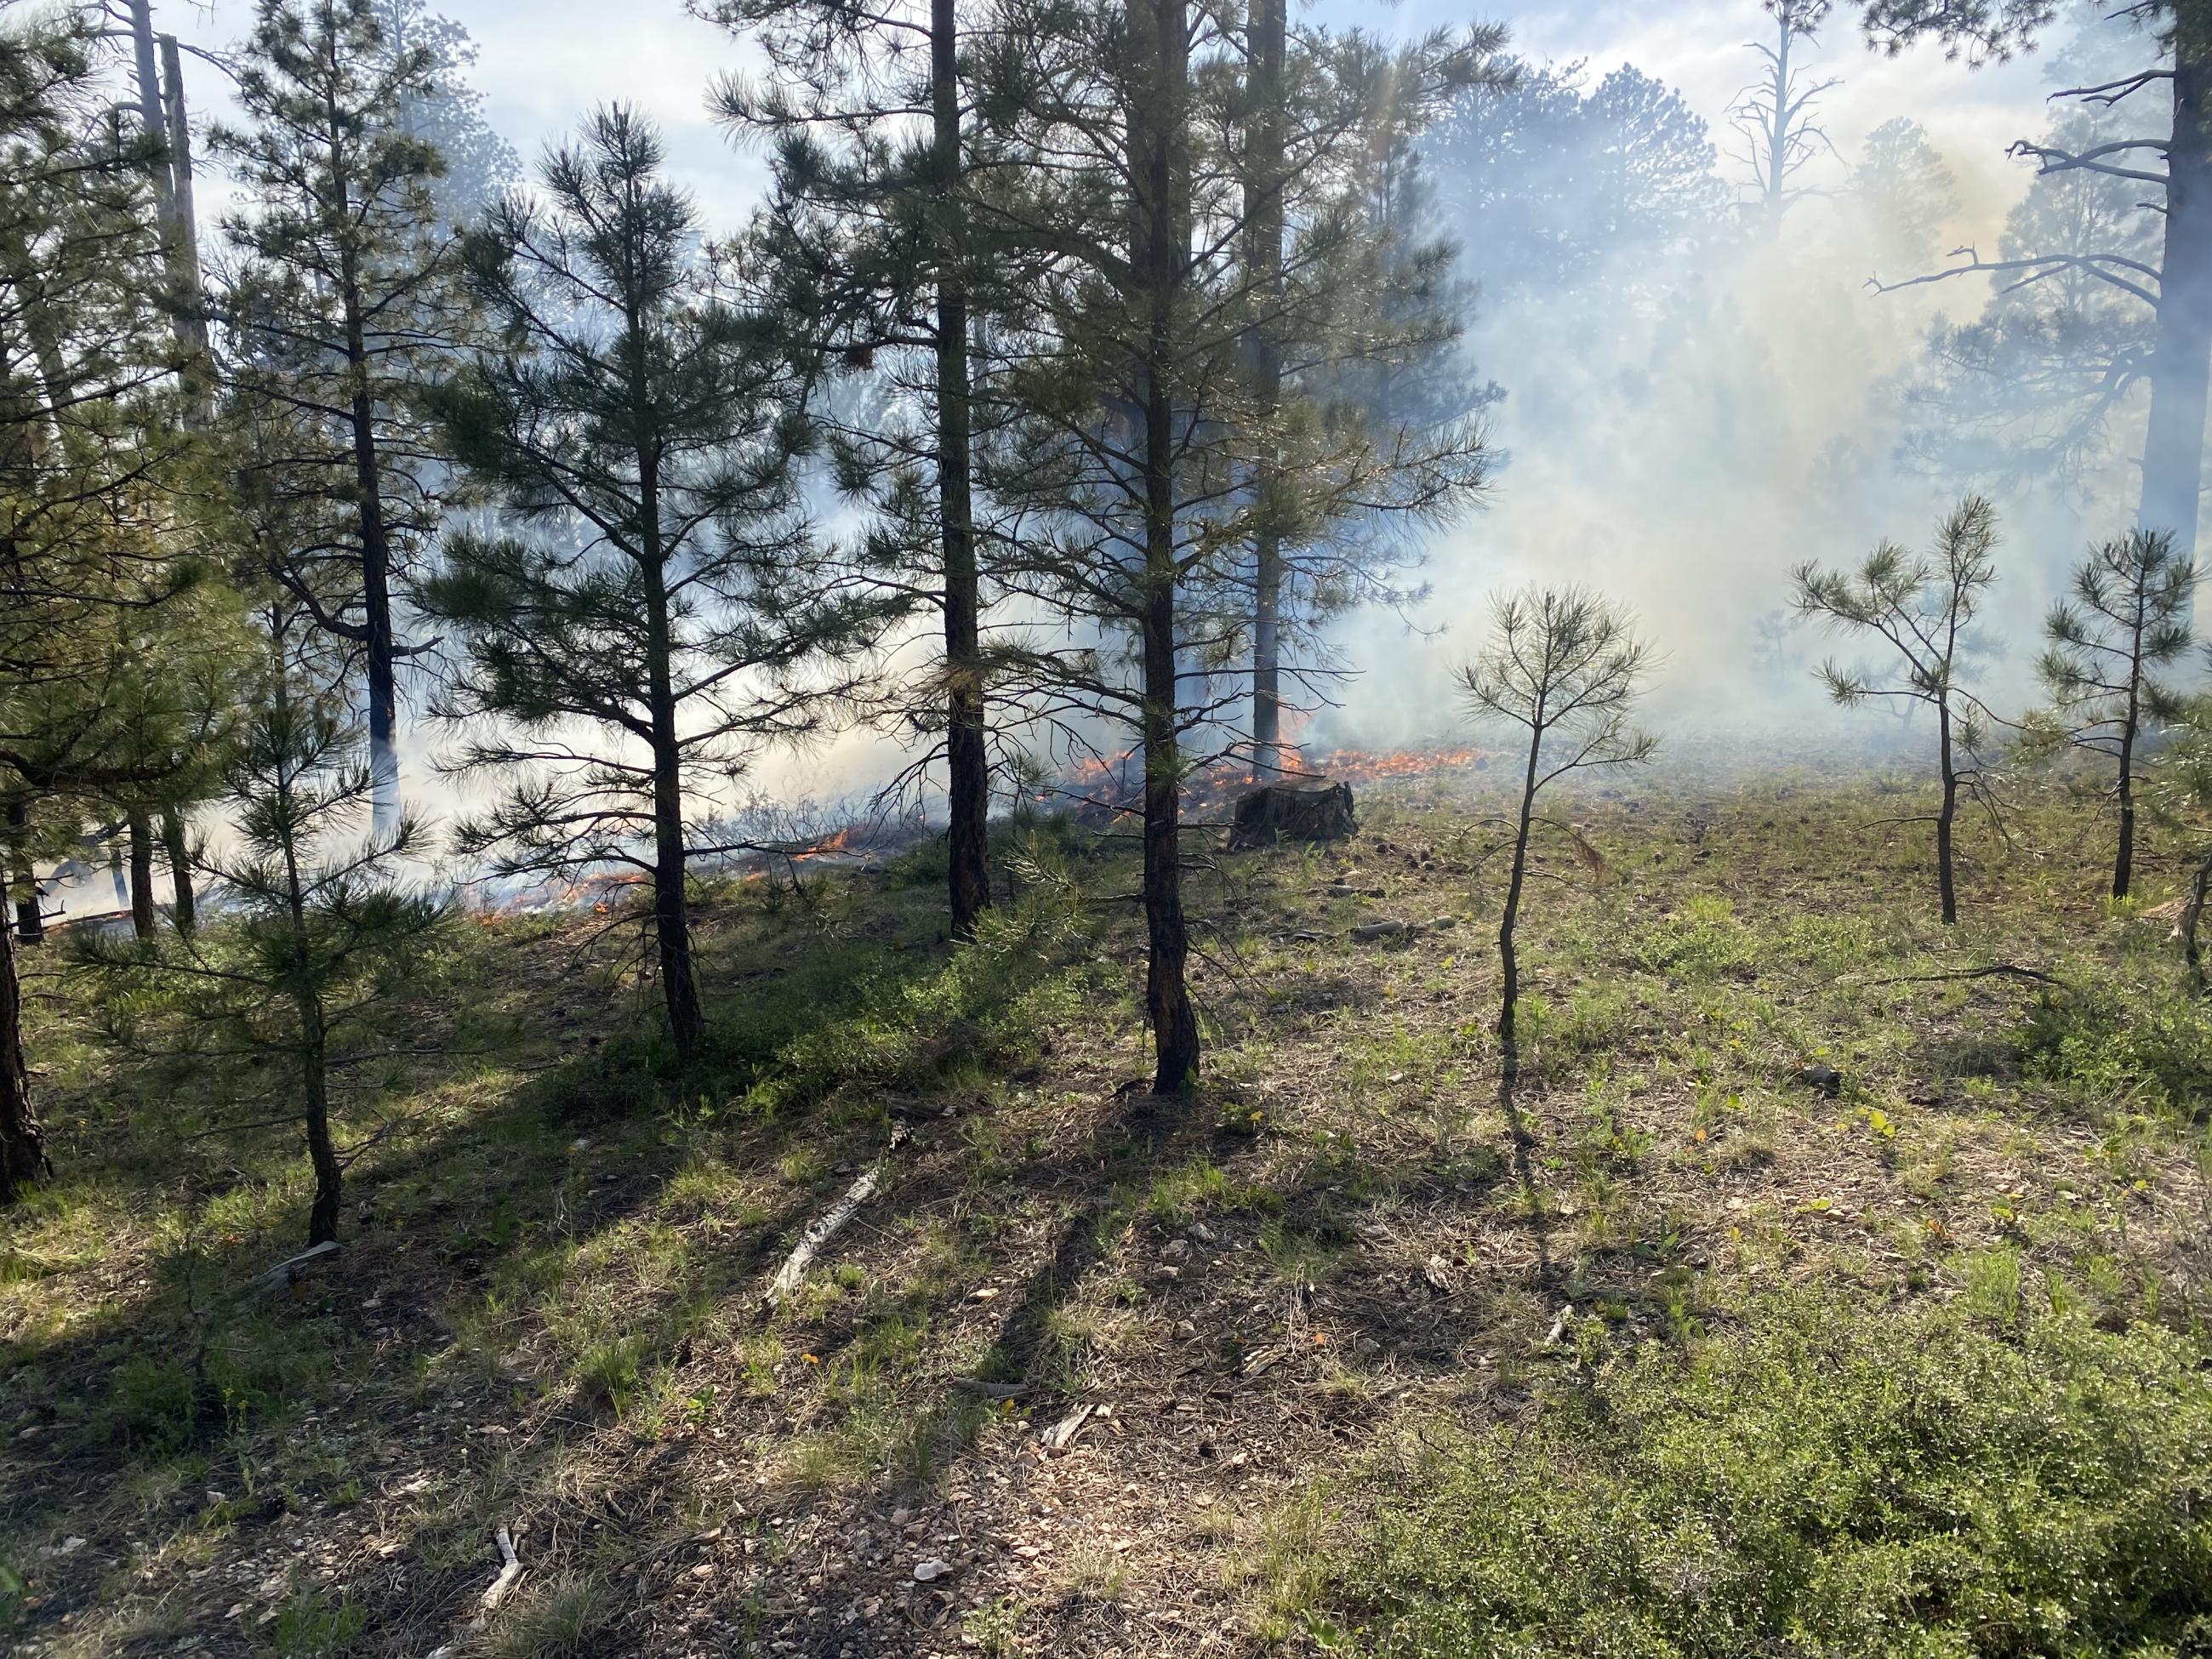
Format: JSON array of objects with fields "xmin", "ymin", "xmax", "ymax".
[
  {"xmin": 790, "ymin": 826, "xmax": 856, "ymax": 863},
  {"xmin": 1287, "ymin": 745, "xmax": 1490, "ymax": 784}
]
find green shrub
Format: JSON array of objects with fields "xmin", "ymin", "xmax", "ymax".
[
  {"xmin": 101, "ymin": 1354, "xmax": 201, "ymax": 1451},
  {"xmin": 1321, "ymin": 1297, "xmax": 2212, "ymax": 1657},
  {"xmin": 2018, "ymin": 985, "xmax": 2212, "ymax": 1120}
]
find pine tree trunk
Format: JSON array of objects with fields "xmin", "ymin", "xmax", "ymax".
[
  {"xmin": 2116, "ymin": 616, "xmax": 2142, "ymax": 902},
  {"xmin": 0, "ymin": 920, "xmax": 46, "ymax": 1202},
  {"xmin": 300, "ymin": 1018, "xmax": 340, "ymax": 1246},
  {"xmin": 1764, "ymin": 14, "xmax": 1792, "ymax": 239},
  {"xmin": 162, "ymin": 810, "xmax": 196, "ymax": 932},
  {"xmin": 1245, "ymin": 0, "xmax": 1286, "ymax": 776},
  {"xmin": 2187, "ymin": 843, "xmax": 2212, "ymax": 991},
  {"xmin": 340, "ymin": 258, "xmax": 402, "ymax": 841},
  {"xmin": 1936, "ymin": 698, "xmax": 1959, "ymax": 925},
  {"xmin": 10, "ymin": 860, "xmax": 38, "ymax": 945},
  {"xmin": 2142, "ymin": 26, "xmax": 2212, "ymax": 560},
  {"xmin": 1498, "ymin": 710, "xmax": 1544, "ymax": 1079},
  {"xmin": 5, "ymin": 801, "xmax": 41, "ymax": 945},
  {"xmin": 935, "ymin": 0, "xmax": 991, "ymax": 939},
  {"xmin": 1134, "ymin": 0, "xmax": 1198, "ymax": 1096},
  {"xmin": 128, "ymin": 811, "xmax": 157, "ymax": 938},
  {"xmin": 640, "ymin": 486, "xmax": 705, "ymax": 1064}
]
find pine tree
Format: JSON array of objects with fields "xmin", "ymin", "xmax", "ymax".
[
  {"xmin": 0, "ymin": 5, "xmax": 233, "ymax": 1200},
  {"xmin": 705, "ymin": 0, "xmax": 1001, "ymax": 938},
  {"xmin": 1729, "ymin": 0, "xmax": 1841, "ymax": 237},
  {"xmin": 2031, "ymin": 526, "xmax": 2194, "ymax": 898},
  {"xmin": 419, "ymin": 108, "xmax": 890, "ymax": 1066},
  {"xmin": 1794, "ymin": 497, "xmax": 2005, "ymax": 924},
  {"xmin": 972, "ymin": 0, "xmax": 1493, "ymax": 1092},
  {"xmin": 1457, "ymin": 589, "xmax": 1656, "ymax": 1080},
  {"xmin": 81, "ymin": 658, "xmax": 443, "ymax": 1246},
  {"xmin": 1860, "ymin": 0, "xmax": 2212, "ymax": 558},
  {"xmin": 210, "ymin": 0, "xmax": 463, "ymax": 837}
]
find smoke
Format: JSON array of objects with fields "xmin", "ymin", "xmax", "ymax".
[{"xmin": 1311, "ymin": 5, "xmax": 2156, "ymax": 763}]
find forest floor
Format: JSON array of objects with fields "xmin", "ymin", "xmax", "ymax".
[{"xmin": 3, "ymin": 760, "xmax": 2210, "ymax": 1658}]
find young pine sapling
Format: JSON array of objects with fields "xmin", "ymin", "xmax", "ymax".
[
  {"xmin": 2029, "ymin": 527, "xmax": 2194, "ymax": 900},
  {"xmin": 1458, "ymin": 588, "xmax": 1656, "ymax": 1080},
  {"xmin": 1793, "ymin": 495, "xmax": 2001, "ymax": 926},
  {"xmin": 83, "ymin": 681, "xmax": 444, "ymax": 1246}
]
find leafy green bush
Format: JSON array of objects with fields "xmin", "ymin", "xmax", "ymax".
[{"xmin": 1321, "ymin": 1297, "xmax": 2212, "ymax": 1657}]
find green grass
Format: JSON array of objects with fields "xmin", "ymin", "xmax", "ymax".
[{"xmin": 8, "ymin": 772, "xmax": 2212, "ymax": 1655}]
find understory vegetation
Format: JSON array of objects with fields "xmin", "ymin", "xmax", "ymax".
[{"xmin": 3, "ymin": 767, "xmax": 2209, "ymax": 1655}]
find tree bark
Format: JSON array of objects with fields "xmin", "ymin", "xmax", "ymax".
[
  {"xmin": 4, "ymin": 801, "xmax": 41, "ymax": 945},
  {"xmin": 334, "ymin": 148, "xmax": 402, "ymax": 838},
  {"xmin": 2141, "ymin": 22, "xmax": 2212, "ymax": 560},
  {"xmin": 2115, "ymin": 595, "xmax": 2145, "ymax": 900},
  {"xmin": 2186, "ymin": 842, "xmax": 2212, "ymax": 991},
  {"xmin": 157, "ymin": 32, "xmax": 214, "ymax": 419},
  {"xmin": 128, "ymin": 810, "xmax": 157, "ymax": 938},
  {"xmin": 345, "ymin": 373, "xmax": 402, "ymax": 841},
  {"xmin": 1244, "ymin": 0, "xmax": 1286, "ymax": 776},
  {"xmin": 299, "ymin": 1006, "xmax": 340, "ymax": 1246},
  {"xmin": 10, "ymin": 859, "xmax": 39, "ymax": 945},
  {"xmin": 640, "ymin": 477, "xmax": 706, "ymax": 1064},
  {"xmin": 1936, "ymin": 698, "xmax": 1958, "ymax": 925},
  {"xmin": 0, "ymin": 919, "xmax": 46, "ymax": 1202},
  {"xmin": 934, "ymin": 0, "xmax": 991, "ymax": 939},
  {"xmin": 1134, "ymin": 0, "xmax": 1199, "ymax": 1095},
  {"xmin": 162, "ymin": 809, "xmax": 196, "ymax": 933},
  {"xmin": 1761, "ymin": 9, "xmax": 1794, "ymax": 239},
  {"xmin": 1499, "ymin": 707, "xmax": 1544, "ymax": 1080}
]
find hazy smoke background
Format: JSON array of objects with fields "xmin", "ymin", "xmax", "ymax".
[{"xmin": 146, "ymin": 0, "xmax": 2177, "ymax": 796}]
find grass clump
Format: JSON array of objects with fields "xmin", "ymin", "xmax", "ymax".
[{"xmin": 1320, "ymin": 1294, "xmax": 2212, "ymax": 1657}]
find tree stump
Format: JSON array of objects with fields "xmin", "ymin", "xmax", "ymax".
[{"xmin": 1228, "ymin": 777, "xmax": 1357, "ymax": 850}]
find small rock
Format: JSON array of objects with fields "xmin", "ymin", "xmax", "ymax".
[{"xmin": 913, "ymin": 1559, "xmax": 954, "ymax": 1582}]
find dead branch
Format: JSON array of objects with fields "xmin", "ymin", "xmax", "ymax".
[
  {"xmin": 1864, "ymin": 963, "xmax": 2067, "ymax": 989},
  {"xmin": 237, "ymin": 1240, "xmax": 339, "ymax": 1299},
  {"xmin": 762, "ymin": 1165, "xmax": 882, "ymax": 1308}
]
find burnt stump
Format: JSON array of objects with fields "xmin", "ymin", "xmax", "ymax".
[{"xmin": 1229, "ymin": 777, "xmax": 1357, "ymax": 850}]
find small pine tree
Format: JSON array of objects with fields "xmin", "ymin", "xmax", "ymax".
[
  {"xmin": 82, "ymin": 670, "xmax": 444, "ymax": 1246},
  {"xmin": 1458, "ymin": 587, "xmax": 1656, "ymax": 1080},
  {"xmin": 2030, "ymin": 527, "xmax": 2194, "ymax": 900},
  {"xmin": 1794, "ymin": 496, "xmax": 2003, "ymax": 925}
]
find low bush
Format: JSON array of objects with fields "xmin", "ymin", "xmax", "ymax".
[{"xmin": 1320, "ymin": 1295, "xmax": 2212, "ymax": 1657}]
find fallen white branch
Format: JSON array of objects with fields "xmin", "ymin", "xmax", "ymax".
[
  {"xmin": 763, "ymin": 1166, "xmax": 881, "ymax": 1308},
  {"xmin": 239, "ymin": 1240, "xmax": 340, "ymax": 1299},
  {"xmin": 1039, "ymin": 1401, "xmax": 1096, "ymax": 1453},
  {"xmin": 424, "ymin": 1525, "xmax": 524, "ymax": 1659},
  {"xmin": 479, "ymin": 1525, "xmax": 523, "ymax": 1615}
]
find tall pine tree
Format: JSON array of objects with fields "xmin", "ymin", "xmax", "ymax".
[{"xmin": 421, "ymin": 109, "xmax": 889, "ymax": 1065}]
